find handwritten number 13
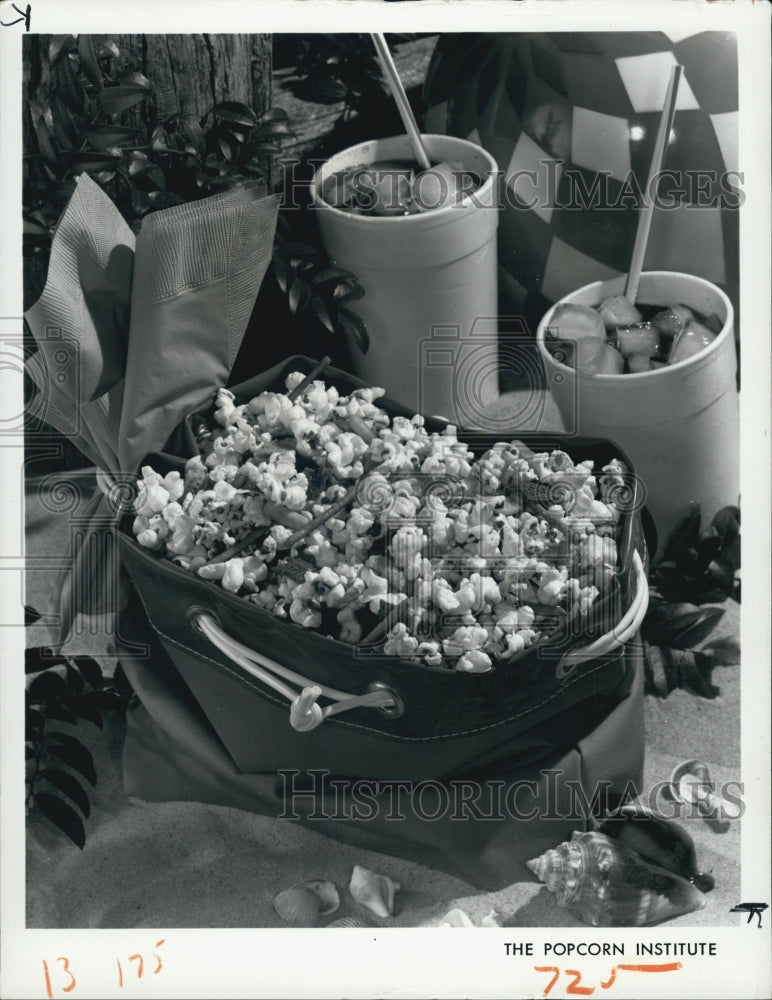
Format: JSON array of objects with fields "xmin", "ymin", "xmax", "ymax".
[{"xmin": 42, "ymin": 958, "xmax": 76, "ymax": 999}]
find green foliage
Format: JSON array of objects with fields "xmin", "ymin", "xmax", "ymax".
[
  {"xmin": 25, "ymin": 635, "xmax": 134, "ymax": 849},
  {"xmin": 24, "ymin": 34, "xmax": 368, "ymax": 351},
  {"xmin": 641, "ymin": 504, "xmax": 740, "ymax": 699}
]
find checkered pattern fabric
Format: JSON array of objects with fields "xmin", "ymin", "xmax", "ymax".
[{"xmin": 423, "ymin": 32, "xmax": 739, "ymax": 322}]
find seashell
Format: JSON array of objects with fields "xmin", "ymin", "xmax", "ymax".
[
  {"xmin": 273, "ymin": 886, "xmax": 322, "ymax": 927},
  {"xmin": 349, "ymin": 864, "xmax": 400, "ymax": 918},
  {"xmin": 326, "ymin": 915, "xmax": 373, "ymax": 928},
  {"xmin": 526, "ymin": 831, "xmax": 708, "ymax": 927},
  {"xmin": 439, "ymin": 907, "xmax": 474, "ymax": 927},
  {"xmin": 299, "ymin": 879, "xmax": 340, "ymax": 915},
  {"xmin": 669, "ymin": 759, "xmax": 739, "ymax": 821},
  {"xmin": 600, "ymin": 805, "xmax": 715, "ymax": 893}
]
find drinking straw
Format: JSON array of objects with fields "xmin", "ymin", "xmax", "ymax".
[
  {"xmin": 624, "ymin": 64, "xmax": 682, "ymax": 304},
  {"xmin": 371, "ymin": 33, "xmax": 432, "ymax": 171}
]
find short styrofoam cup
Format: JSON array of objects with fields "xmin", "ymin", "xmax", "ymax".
[
  {"xmin": 312, "ymin": 134, "xmax": 500, "ymax": 424},
  {"xmin": 536, "ymin": 271, "xmax": 739, "ymax": 553}
]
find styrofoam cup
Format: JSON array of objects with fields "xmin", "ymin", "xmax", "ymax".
[
  {"xmin": 536, "ymin": 271, "xmax": 739, "ymax": 554},
  {"xmin": 312, "ymin": 134, "xmax": 499, "ymax": 424}
]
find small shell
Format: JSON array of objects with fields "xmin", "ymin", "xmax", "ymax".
[
  {"xmin": 327, "ymin": 915, "xmax": 372, "ymax": 928},
  {"xmin": 300, "ymin": 879, "xmax": 340, "ymax": 915},
  {"xmin": 439, "ymin": 907, "xmax": 474, "ymax": 927},
  {"xmin": 273, "ymin": 886, "xmax": 321, "ymax": 927},
  {"xmin": 349, "ymin": 864, "xmax": 400, "ymax": 919},
  {"xmin": 669, "ymin": 759, "xmax": 739, "ymax": 820},
  {"xmin": 526, "ymin": 831, "xmax": 708, "ymax": 928},
  {"xmin": 480, "ymin": 909, "xmax": 502, "ymax": 927}
]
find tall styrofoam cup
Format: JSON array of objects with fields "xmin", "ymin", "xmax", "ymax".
[
  {"xmin": 312, "ymin": 134, "xmax": 499, "ymax": 424},
  {"xmin": 536, "ymin": 271, "xmax": 739, "ymax": 554}
]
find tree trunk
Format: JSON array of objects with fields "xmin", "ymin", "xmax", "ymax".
[
  {"xmin": 23, "ymin": 34, "xmax": 272, "ymax": 470},
  {"xmin": 23, "ymin": 34, "xmax": 272, "ymax": 309}
]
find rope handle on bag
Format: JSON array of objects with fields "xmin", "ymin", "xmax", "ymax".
[
  {"xmin": 194, "ymin": 612, "xmax": 402, "ymax": 731},
  {"xmin": 192, "ymin": 551, "xmax": 648, "ymax": 732},
  {"xmin": 555, "ymin": 550, "xmax": 648, "ymax": 677}
]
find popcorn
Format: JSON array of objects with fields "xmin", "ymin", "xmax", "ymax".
[{"xmin": 133, "ymin": 371, "xmax": 627, "ymax": 671}]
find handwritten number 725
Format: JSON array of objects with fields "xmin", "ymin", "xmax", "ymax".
[{"xmin": 535, "ymin": 963, "xmax": 682, "ymax": 996}]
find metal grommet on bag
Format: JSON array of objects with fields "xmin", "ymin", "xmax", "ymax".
[
  {"xmin": 367, "ymin": 681, "xmax": 403, "ymax": 718},
  {"xmin": 187, "ymin": 607, "xmax": 221, "ymax": 635}
]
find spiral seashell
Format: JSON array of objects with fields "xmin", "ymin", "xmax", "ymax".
[
  {"xmin": 349, "ymin": 864, "xmax": 400, "ymax": 919},
  {"xmin": 274, "ymin": 878, "xmax": 338, "ymax": 927},
  {"xmin": 326, "ymin": 915, "xmax": 372, "ymax": 928},
  {"xmin": 599, "ymin": 804, "xmax": 715, "ymax": 892},
  {"xmin": 439, "ymin": 907, "xmax": 474, "ymax": 927},
  {"xmin": 526, "ymin": 831, "xmax": 708, "ymax": 927}
]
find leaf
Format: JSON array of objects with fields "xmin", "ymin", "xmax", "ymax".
[
  {"xmin": 46, "ymin": 732, "xmax": 97, "ymax": 786},
  {"xmin": 86, "ymin": 126, "xmax": 136, "ymax": 150},
  {"xmin": 112, "ymin": 662, "xmax": 133, "ymax": 694},
  {"xmin": 146, "ymin": 191, "xmax": 186, "ymax": 210},
  {"xmin": 48, "ymin": 36, "xmax": 77, "ymax": 66},
  {"xmin": 25, "ymin": 605, "xmax": 42, "ymax": 626},
  {"xmin": 311, "ymin": 267, "xmax": 357, "ymax": 290},
  {"xmin": 30, "ymin": 105, "xmax": 60, "ymax": 169},
  {"xmin": 71, "ymin": 655, "xmax": 103, "ymax": 688},
  {"xmin": 680, "ymin": 650, "xmax": 721, "ymax": 699},
  {"xmin": 311, "ymin": 294, "xmax": 335, "ymax": 334},
  {"xmin": 44, "ymin": 704, "xmax": 79, "ymax": 726},
  {"xmin": 642, "ymin": 601, "xmax": 725, "ymax": 650},
  {"xmin": 56, "ymin": 55, "xmax": 88, "ymax": 114},
  {"xmin": 50, "ymin": 94, "xmax": 80, "ymax": 152},
  {"xmin": 120, "ymin": 70, "xmax": 153, "ymax": 91},
  {"xmin": 288, "ymin": 277, "xmax": 312, "ymax": 316},
  {"xmin": 99, "ymin": 86, "xmax": 150, "ymax": 115},
  {"xmin": 34, "ymin": 792, "xmax": 86, "ymax": 849},
  {"xmin": 336, "ymin": 307, "xmax": 370, "ymax": 354},
  {"xmin": 260, "ymin": 106, "xmax": 290, "ymax": 124},
  {"xmin": 129, "ymin": 161, "xmax": 166, "ymax": 190},
  {"xmin": 700, "ymin": 635, "xmax": 741, "ymax": 666},
  {"xmin": 66, "ymin": 700, "xmax": 103, "ymax": 729},
  {"xmin": 25, "ymin": 647, "xmax": 67, "ymax": 675},
  {"xmin": 94, "ymin": 39, "xmax": 120, "ymax": 60},
  {"xmin": 254, "ymin": 121, "xmax": 295, "ymax": 140},
  {"xmin": 332, "ymin": 277, "xmax": 365, "ymax": 303},
  {"xmin": 271, "ymin": 246, "xmax": 290, "ymax": 293},
  {"xmin": 28, "ymin": 671, "xmax": 69, "ymax": 700},
  {"xmin": 26, "ymin": 707, "xmax": 44, "ymax": 739},
  {"xmin": 217, "ymin": 135, "xmax": 234, "ymax": 163},
  {"xmin": 212, "ymin": 101, "xmax": 258, "ymax": 128},
  {"xmin": 83, "ymin": 690, "xmax": 129, "ymax": 714},
  {"xmin": 77, "ymin": 35, "xmax": 104, "ymax": 89},
  {"xmin": 39, "ymin": 769, "xmax": 91, "ymax": 817},
  {"xmin": 303, "ymin": 77, "xmax": 348, "ymax": 104},
  {"xmin": 69, "ymin": 150, "xmax": 122, "ymax": 174},
  {"xmin": 131, "ymin": 188, "xmax": 152, "ymax": 216},
  {"xmin": 64, "ymin": 661, "xmax": 84, "ymax": 694},
  {"xmin": 712, "ymin": 505, "xmax": 740, "ymax": 543}
]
